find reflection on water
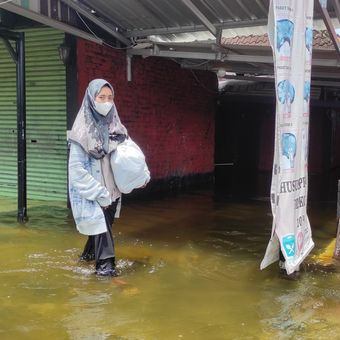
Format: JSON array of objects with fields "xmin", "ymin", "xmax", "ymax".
[{"xmin": 0, "ymin": 192, "xmax": 339, "ymax": 339}]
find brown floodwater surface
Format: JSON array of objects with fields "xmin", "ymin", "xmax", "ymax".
[{"xmin": 0, "ymin": 192, "xmax": 340, "ymax": 339}]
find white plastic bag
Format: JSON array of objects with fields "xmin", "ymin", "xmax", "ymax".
[{"xmin": 110, "ymin": 138, "xmax": 150, "ymax": 194}]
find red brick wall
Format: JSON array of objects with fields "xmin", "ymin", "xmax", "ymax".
[{"xmin": 76, "ymin": 39, "xmax": 217, "ymax": 180}]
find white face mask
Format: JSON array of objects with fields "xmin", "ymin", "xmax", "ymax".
[{"xmin": 94, "ymin": 101, "xmax": 113, "ymax": 116}]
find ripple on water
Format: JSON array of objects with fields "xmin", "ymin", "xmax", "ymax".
[
  {"xmin": 0, "ymin": 268, "xmax": 40, "ymax": 274},
  {"xmin": 1, "ymin": 195, "xmax": 340, "ymax": 339}
]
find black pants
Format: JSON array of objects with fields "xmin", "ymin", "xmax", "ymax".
[{"xmin": 81, "ymin": 199, "xmax": 119, "ymax": 262}]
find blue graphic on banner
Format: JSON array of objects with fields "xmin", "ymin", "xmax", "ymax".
[
  {"xmin": 281, "ymin": 133, "xmax": 296, "ymax": 169},
  {"xmin": 276, "ymin": 19, "xmax": 294, "ymax": 51},
  {"xmin": 305, "ymin": 27, "xmax": 313, "ymax": 52},
  {"xmin": 278, "ymin": 80, "xmax": 295, "ymax": 104},
  {"xmin": 304, "ymin": 81, "xmax": 310, "ymax": 102},
  {"xmin": 282, "ymin": 234, "xmax": 296, "ymax": 257}
]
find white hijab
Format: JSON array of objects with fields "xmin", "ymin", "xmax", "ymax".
[{"xmin": 68, "ymin": 79, "xmax": 127, "ymax": 159}]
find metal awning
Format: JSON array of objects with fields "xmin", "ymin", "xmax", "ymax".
[
  {"xmin": 72, "ymin": 0, "xmax": 340, "ymax": 81},
  {"xmin": 0, "ymin": 0, "xmax": 340, "ymax": 78},
  {"xmin": 79, "ymin": 0, "xmax": 336, "ymax": 38},
  {"xmin": 80, "ymin": 0, "xmax": 270, "ymax": 38},
  {"xmin": 1, "ymin": 0, "xmax": 340, "ymax": 79}
]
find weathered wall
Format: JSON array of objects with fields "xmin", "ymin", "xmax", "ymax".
[{"xmin": 76, "ymin": 39, "xmax": 217, "ymax": 190}]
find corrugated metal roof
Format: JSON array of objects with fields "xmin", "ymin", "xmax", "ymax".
[
  {"xmin": 2, "ymin": 0, "xmax": 340, "ymax": 81},
  {"xmin": 81, "ymin": 0, "xmax": 337, "ymax": 39},
  {"xmin": 78, "ymin": 0, "xmax": 340, "ymax": 79},
  {"xmin": 82, "ymin": 0, "xmax": 271, "ymax": 37}
]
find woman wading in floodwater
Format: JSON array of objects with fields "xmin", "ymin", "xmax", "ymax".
[{"xmin": 68, "ymin": 79, "xmax": 128, "ymax": 277}]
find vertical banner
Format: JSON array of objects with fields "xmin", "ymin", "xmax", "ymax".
[{"xmin": 261, "ymin": 0, "xmax": 314, "ymax": 275}]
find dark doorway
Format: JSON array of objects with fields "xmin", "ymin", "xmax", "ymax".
[{"xmin": 215, "ymin": 98, "xmax": 263, "ymax": 199}]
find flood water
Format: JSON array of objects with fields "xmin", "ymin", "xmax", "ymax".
[{"xmin": 0, "ymin": 191, "xmax": 340, "ymax": 339}]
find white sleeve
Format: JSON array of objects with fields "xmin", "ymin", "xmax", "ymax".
[{"xmin": 69, "ymin": 143, "xmax": 112, "ymax": 207}]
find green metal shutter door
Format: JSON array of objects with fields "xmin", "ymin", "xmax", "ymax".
[
  {"xmin": 26, "ymin": 28, "xmax": 67, "ymax": 201},
  {"xmin": 0, "ymin": 27, "xmax": 67, "ymax": 201},
  {"xmin": 0, "ymin": 49, "xmax": 16, "ymax": 198}
]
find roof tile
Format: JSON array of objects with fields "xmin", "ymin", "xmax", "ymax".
[{"xmin": 222, "ymin": 30, "xmax": 337, "ymax": 50}]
